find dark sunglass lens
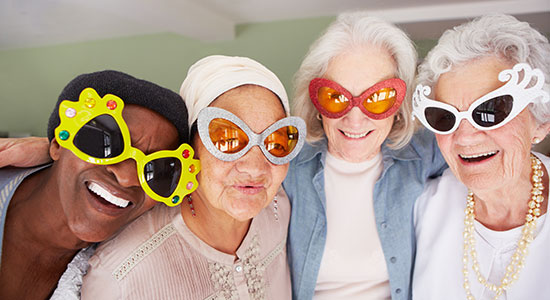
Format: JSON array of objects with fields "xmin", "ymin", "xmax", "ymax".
[
  {"xmin": 144, "ymin": 158, "xmax": 181, "ymax": 198},
  {"xmin": 425, "ymin": 107, "xmax": 456, "ymax": 132},
  {"xmin": 472, "ymin": 95, "xmax": 513, "ymax": 127},
  {"xmin": 74, "ymin": 115, "xmax": 124, "ymax": 158}
]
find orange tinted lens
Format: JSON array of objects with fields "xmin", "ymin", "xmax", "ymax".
[
  {"xmin": 318, "ymin": 86, "xmax": 349, "ymax": 113},
  {"xmin": 264, "ymin": 126, "xmax": 299, "ymax": 158},
  {"xmin": 208, "ymin": 118, "xmax": 249, "ymax": 154},
  {"xmin": 363, "ymin": 87, "xmax": 397, "ymax": 114}
]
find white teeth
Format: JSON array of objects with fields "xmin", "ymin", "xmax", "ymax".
[
  {"xmin": 87, "ymin": 182, "xmax": 130, "ymax": 208},
  {"xmin": 459, "ymin": 151, "xmax": 498, "ymax": 159},
  {"xmin": 343, "ymin": 131, "xmax": 369, "ymax": 139}
]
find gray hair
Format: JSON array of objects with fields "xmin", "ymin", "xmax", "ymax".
[
  {"xmin": 417, "ymin": 14, "xmax": 550, "ymax": 124},
  {"xmin": 292, "ymin": 11, "xmax": 418, "ymax": 148}
]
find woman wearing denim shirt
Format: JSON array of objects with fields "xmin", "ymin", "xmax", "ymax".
[{"xmin": 283, "ymin": 12, "xmax": 446, "ymax": 300}]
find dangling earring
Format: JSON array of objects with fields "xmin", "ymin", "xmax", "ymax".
[
  {"xmin": 394, "ymin": 113, "xmax": 402, "ymax": 122},
  {"xmin": 533, "ymin": 137, "xmax": 542, "ymax": 144},
  {"xmin": 186, "ymin": 195, "xmax": 196, "ymax": 217},
  {"xmin": 273, "ymin": 195, "xmax": 279, "ymax": 221},
  {"xmin": 316, "ymin": 113, "xmax": 322, "ymax": 121}
]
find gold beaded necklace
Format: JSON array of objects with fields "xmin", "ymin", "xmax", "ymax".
[{"xmin": 462, "ymin": 154, "xmax": 544, "ymax": 300}]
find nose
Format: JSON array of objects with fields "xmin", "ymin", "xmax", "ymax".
[
  {"xmin": 105, "ymin": 159, "xmax": 141, "ymax": 188},
  {"xmin": 234, "ymin": 146, "xmax": 270, "ymax": 177},
  {"xmin": 453, "ymin": 119, "xmax": 485, "ymax": 145},
  {"xmin": 342, "ymin": 107, "xmax": 367, "ymax": 126}
]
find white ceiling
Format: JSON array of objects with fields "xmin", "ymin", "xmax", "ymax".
[{"xmin": 1, "ymin": 0, "xmax": 549, "ymax": 50}]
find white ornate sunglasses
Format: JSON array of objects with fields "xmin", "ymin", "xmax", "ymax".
[
  {"xmin": 412, "ymin": 63, "xmax": 549, "ymax": 134},
  {"xmin": 197, "ymin": 107, "xmax": 306, "ymax": 165}
]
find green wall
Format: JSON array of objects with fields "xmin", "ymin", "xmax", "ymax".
[
  {"xmin": 0, "ymin": 16, "xmax": 545, "ymax": 137},
  {"xmin": 0, "ymin": 16, "xmax": 335, "ymax": 137}
]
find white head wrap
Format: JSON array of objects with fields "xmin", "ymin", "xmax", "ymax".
[{"xmin": 180, "ymin": 55, "xmax": 290, "ymax": 128}]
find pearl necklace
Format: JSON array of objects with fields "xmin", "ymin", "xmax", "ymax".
[{"xmin": 462, "ymin": 154, "xmax": 544, "ymax": 300}]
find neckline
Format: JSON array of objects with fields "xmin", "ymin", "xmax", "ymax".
[
  {"xmin": 325, "ymin": 151, "xmax": 383, "ymax": 174},
  {"xmin": 172, "ymin": 205, "xmax": 265, "ymax": 264}
]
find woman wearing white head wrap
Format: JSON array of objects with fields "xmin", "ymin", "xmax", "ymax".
[
  {"xmin": 181, "ymin": 55, "xmax": 291, "ymax": 126},
  {"xmin": 81, "ymin": 55, "xmax": 306, "ymax": 299}
]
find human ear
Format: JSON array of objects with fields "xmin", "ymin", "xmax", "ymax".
[
  {"xmin": 49, "ymin": 138, "xmax": 62, "ymax": 161},
  {"xmin": 533, "ymin": 122, "xmax": 550, "ymax": 143}
]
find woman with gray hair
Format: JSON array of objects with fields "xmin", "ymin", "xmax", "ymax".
[
  {"xmin": 80, "ymin": 55, "xmax": 306, "ymax": 299},
  {"xmin": 283, "ymin": 11, "xmax": 446, "ymax": 300},
  {"xmin": 413, "ymin": 14, "xmax": 550, "ymax": 299}
]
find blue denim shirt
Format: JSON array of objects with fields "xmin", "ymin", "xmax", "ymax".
[{"xmin": 283, "ymin": 129, "xmax": 446, "ymax": 300}]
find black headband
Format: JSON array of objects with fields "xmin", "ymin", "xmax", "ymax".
[{"xmin": 47, "ymin": 70, "xmax": 189, "ymax": 144}]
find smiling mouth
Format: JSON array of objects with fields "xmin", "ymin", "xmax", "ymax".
[
  {"xmin": 459, "ymin": 151, "xmax": 499, "ymax": 163},
  {"xmin": 87, "ymin": 182, "xmax": 131, "ymax": 208},
  {"xmin": 341, "ymin": 130, "xmax": 372, "ymax": 139}
]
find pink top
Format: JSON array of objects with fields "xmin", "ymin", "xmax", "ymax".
[{"xmin": 81, "ymin": 188, "xmax": 291, "ymax": 300}]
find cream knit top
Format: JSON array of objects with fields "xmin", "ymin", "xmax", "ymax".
[{"xmin": 81, "ymin": 188, "xmax": 291, "ymax": 300}]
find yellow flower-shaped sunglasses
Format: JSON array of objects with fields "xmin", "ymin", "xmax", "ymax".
[{"xmin": 55, "ymin": 87, "xmax": 200, "ymax": 206}]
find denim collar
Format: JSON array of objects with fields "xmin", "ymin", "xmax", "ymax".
[{"xmin": 295, "ymin": 136, "xmax": 422, "ymax": 166}]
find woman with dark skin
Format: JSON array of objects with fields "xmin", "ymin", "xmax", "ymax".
[{"xmin": 0, "ymin": 70, "xmax": 192, "ymax": 299}]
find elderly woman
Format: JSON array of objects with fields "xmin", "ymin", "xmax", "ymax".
[
  {"xmin": 0, "ymin": 70, "xmax": 193, "ymax": 300},
  {"xmin": 80, "ymin": 55, "xmax": 306, "ymax": 299},
  {"xmin": 412, "ymin": 14, "xmax": 550, "ymax": 299},
  {"xmin": 283, "ymin": 11, "xmax": 446, "ymax": 300}
]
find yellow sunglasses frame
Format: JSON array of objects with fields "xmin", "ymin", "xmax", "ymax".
[{"xmin": 55, "ymin": 87, "xmax": 200, "ymax": 207}]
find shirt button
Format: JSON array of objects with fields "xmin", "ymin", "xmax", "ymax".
[
  {"xmin": 235, "ymin": 265, "xmax": 243, "ymax": 272},
  {"xmin": 381, "ymin": 222, "xmax": 387, "ymax": 229},
  {"xmin": 396, "ymin": 288, "xmax": 402, "ymax": 294},
  {"xmin": 390, "ymin": 257, "xmax": 397, "ymax": 263}
]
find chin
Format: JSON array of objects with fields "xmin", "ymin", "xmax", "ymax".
[
  {"xmin": 74, "ymin": 230, "xmax": 112, "ymax": 243},
  {"xmin": 226, "ymin": 201, "xmax": 267, "ymax": 222},
  {"xmin": 456, "ymin": 172, "xmax": 500, "ymax": 192},
  {"xmin": 225, "ymin": 208, "xmax": 260, "ymax": 222},
  {"xmin": 70, "ymin": 221, "xmax": 118, "ymax": 243}
]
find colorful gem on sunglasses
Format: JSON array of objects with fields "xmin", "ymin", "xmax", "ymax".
[
  {"xmin": 183, "ymin": 149, "xmax": 190, "ymax": 158},
  {"xmin": 188, "ymin": 164, "xmax": 196, "ymax": 173},
  {"xmin": 309, "ymin": 77, "xmax": 406, "ymax": 120},
  {"xmin": 85, "ymin": 97, "xmax": 96, "ymax": 108},
  {"xmin": 59, "ymin": 130, "xmax": 70, "ymax": 141},
  {"xmin": 186, "ymin": 181, "xmax": 194, "ymax": 190},
  {"xmin": 65, "ymin": 108, "xmax": 76, "ymax": 118},
  {"xmin": 412, "ymin": 63, "xmax": 550, "ymax": 134},
  {"xmin": 106, "ymin": 100, "xmax": 117, "ymax": 110},
  {"xmin": 172, "ymin": 195, "xmax": 180, "ymax": 204}
]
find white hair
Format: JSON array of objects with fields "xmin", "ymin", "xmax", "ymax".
[
  {"xmin": 292, "ymin": 11, "xmax": 418, "ymax": 148},
  {"xmin": 417, "ymin": 14, "xmax": 550, "ymax": 124}
]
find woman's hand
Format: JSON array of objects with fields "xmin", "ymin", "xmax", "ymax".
[{"xmin": 0, "ymin": 137, "xmax": 52, "ymax": 168}]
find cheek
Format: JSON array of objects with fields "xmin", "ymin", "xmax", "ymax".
[
  {"xmin": 198, "ymin": 160, "xmax": 226, "ymax": 188},
  {"xmin": 435, "ymin": 135, "xmax": 456, "ymax": 163},
  {"xmin": 140, "ymin": 197, "xmax": 158, "ymax": 212},
  {"xmin": 494, "ymin": 124, "xmax": 534, "ymax": 177},
  {"xmin": 322, "ymin": 118, "xmax": 339, "ymax": 136},
  {"xmin": 56, "ymin": 151, "xmax": 95, "ymax": 184},
  {"xmin": 373, "ymin": 117, "xmax": 394, "ymax": 136},
  {"xmin": 271, "ymin": 164, "xmax": 289, "ymax": 187}
]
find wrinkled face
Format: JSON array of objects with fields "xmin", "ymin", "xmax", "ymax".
[
  {"xmin": 434, "ymin": 56, "xmax": 548, "ymax": 192},
  {"xmin": 50, "ymin": 104, "xmax": 179, "ymax": 242},
  {"xmin": 321, "ymin": 45, "xmax": 398, "ymax": 162},
  {"xmin": 192, "ymin": 85, "xmax": 289, "ymax": 222}
]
